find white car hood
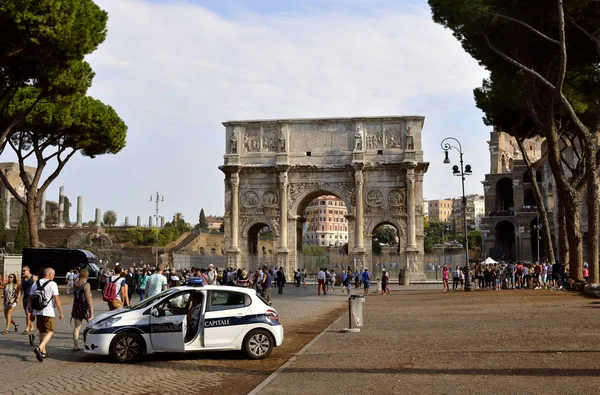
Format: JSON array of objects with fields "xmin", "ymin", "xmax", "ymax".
[{"xmin": 89, "ymin": 308, "xmax": 127, "ymax": 326}]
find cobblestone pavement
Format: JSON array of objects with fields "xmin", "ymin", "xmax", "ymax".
[
  {"xmin": 0, "ymin": 284, "xmax": 349, "ymax": 395},
  {"xmin": 258, "ymin": 288, "xmax": 600, "ymax": 395}
]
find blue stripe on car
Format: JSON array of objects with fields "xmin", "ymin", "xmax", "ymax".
[{"xmin": 87, "ymin": 313, "xmax": 280, "ymax": 335}]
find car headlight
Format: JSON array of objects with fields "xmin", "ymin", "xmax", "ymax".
[{"xmin": 91, "ymin": 317, "xmax": 121, "ymax": 329}]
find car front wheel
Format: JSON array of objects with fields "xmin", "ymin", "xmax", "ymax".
[
  {"xmin": 243, "ymin": 329, "xmax": 274, "ymax": 359},
  {"xmin": 110, "ymin": 332, "xmax": 144, "ymax": 363}
]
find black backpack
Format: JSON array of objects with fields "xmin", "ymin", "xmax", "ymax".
[{"xmin": 31, "ymin": 280, "xmax": 51, "ymax": 311}]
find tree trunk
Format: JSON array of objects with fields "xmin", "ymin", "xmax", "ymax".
[
  {"xmin": 558, "ymin": 202, "xmax": 569, "ymax": 267},
  {"xmin": 584, "ymin": 143, "xmax": 600, "ymax": 284},
  {"xmin": 562, "ymin": 189, "xmax": 584, "ymax": 282},
  {"xmin": 515, "ymin": 137, "xmax": 556, "ymax": 264},
  {"xmin": 25, "ymin": 190, "xmax": 39, "ymax": 248}
]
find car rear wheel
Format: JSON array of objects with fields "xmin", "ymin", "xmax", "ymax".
[
  {"xmin": 243, "ymin": 329, "xmax": 274, "ymax": 359},
  {"xmin": 110, "ymin": 332, "xmax": 144, "ymax": 363}
]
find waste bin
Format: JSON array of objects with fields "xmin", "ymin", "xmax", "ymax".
[{"xmin": 350, "ymin": 294, "xmax": 365, "ymax": 327}]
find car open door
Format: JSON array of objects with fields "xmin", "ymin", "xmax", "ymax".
[{"xmin": 149, "ymin": 291, "xmax": 192, "ymax": 352}]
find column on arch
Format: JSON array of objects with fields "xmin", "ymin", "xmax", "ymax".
[
  {"xmin": 278, "ymin": 171, "xmax": 288, "ymax": 251},
  {"xmin": 230, "ymin": 171, "xmax": 240, "ymax": 250},
  {"xmin": 406, "ymin": 165, "xmax": 417, "ymax": 249},
  {"xmin": 354, "ymin": 166, "xmax": 365, "ymax": 252}
]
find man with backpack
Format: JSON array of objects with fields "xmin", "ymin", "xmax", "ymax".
[
  {"xmin": 103, "ymin": 265, "xmax": 128, "ymax": 311},
  {"xmin": 27, "ymin": 267, "xmax": 64, "ymax": 362}
]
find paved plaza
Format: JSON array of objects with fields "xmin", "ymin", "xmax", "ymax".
[
  {"xmin": 0, "ymin": 285, "xmax": 347, "ymax": 395},
  {"xmin": 2, "ymin": 285, "xmax": 599, "ymax": 394}
]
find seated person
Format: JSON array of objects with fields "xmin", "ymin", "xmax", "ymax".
[{"xmin": 185, "ymin": 293, "xmax": 203, "ymax": 343}]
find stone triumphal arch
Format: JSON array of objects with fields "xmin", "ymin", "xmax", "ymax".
[{"xmin": 220, "ymin": 116, "xmax": 429, "ymax": 280}]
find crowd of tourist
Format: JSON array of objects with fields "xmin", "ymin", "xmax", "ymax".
[{"xmin": 441, "ymin": 261, "xmax": 582, "ymax": 292}]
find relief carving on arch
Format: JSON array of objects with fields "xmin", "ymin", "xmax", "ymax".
[
  {"xmin": 366, "ymin": 189, "xmax": 384, "ymax": 207},
  {"xmin": 289, "ymin": 182, "xmax": 318, "ymax": 201},
  {"xmin": 261, "ymin": 190, "xmax": 279, "ymax": 207},
  {"xmin": 388, "ymin": 189, "xmax": 406, "ymax": 210},
  {"xmin": 262, "ymin": 125, "xmax": 279, "ymax": 152},
  {"xmin": 322, "ymin": 182, "xmax": 356, "ymax": 206},
  {"xmin": 243, "ymin": 126, "xmax": 260, "ymax": 152},
  {"xmin": 384, "ymin": 124, "xmax": 402, "ymax": 149},
  {"xmin": 365, "ymin": 124, "xmax": 383, "ymax": 150},
  {"xmin": 242, "ymin": 191, "xmax": 259, "ymax": 208}
]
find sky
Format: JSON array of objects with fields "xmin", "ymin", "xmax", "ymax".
[{"xmin": 15, "ymin": 0, "xmax": 491, "ymax": 225}]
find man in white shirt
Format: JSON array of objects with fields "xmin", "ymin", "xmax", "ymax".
[
  {"xmin": 207, "ymin": 264, "xmax": 217, "ymax": 285},
  {"xmin": 28, "ymin": 268, "xmax": 64, "ymax": 362},
  {"xmin": 317, "ymin": 268, "xmax": 327, "ymax": 296},
  {"xmin": 146, "ymin": 264, "xmax": 168, "ymax": 298}
]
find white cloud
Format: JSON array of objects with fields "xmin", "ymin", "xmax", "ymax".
[{"xmin": 40, "ymin": 0, "xmax": 490, "ymax": 224}]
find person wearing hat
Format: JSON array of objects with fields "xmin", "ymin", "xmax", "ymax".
[
  {"xmin": 381, "ymin": 269, "xmax": 390, "ymax": 295},
  {"xmin": 207, "ymin": 264, "xmax": 217, "ymax": 285}
]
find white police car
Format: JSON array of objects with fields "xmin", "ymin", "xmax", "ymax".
[{"xmin": 84, "ymin": 280, "xmax": 283, "ymax": 363}]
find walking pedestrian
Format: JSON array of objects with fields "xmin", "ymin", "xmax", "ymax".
[
  {"xmin": 442, "ymin": 266, "xmax": 450, "ymax": 293},
  {"xmin": 103, "ymin": 265, "xmax": 128, "ymax": 311},
  {"xmin": 317, "ymin": 268, "xmax": 327, "ymax": 295},
  {"xmin": 145, "ymin": 264, "xmax": 168, "ymax": 298},
  {"xmin": 3, "ymin": 273, "xmax": 20, "ymax": 334},
  {"xmin": 261, "ymin": 266, "xmax": 273, "ymax": 305},
  {"xmin": 276, "ymin": 267, "xmax": 285, "ymax": 294},
  {"xmin": 330, "ymin": 269, "xmax": 336, "ymax": 293},
  {"xmin": 20, "ymin": 266, "xmax": 37, "ymax": 334},
  {"xmin": 452, "ymin": 265, "xmax": 460, "ymax": 292},
  {"xmin": 361, "ymin": 268, "xmax": 371, "ymax": 296},
  {"xmin": 137, "ymin": 268, "xmax": 149, "ymax": 301},
  {"xmin": 28, "ymin": 268, "xmax": 64, "ymax": 362},
  {"xmin": 71, "ymin": 269, "xmax": 93, "ymax": 351},
  {"xmin": 381, "ymin": 269, "xmax": 390, "ymax": 295},
  {"xmin": 65, "ymin": 269, "xmax": 75, "ymax": 295}
]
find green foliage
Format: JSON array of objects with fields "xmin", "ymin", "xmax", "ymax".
[
  {"xmin": 102, "ymin": 210, "xmax": 117, "ymax": 227},
  {"xmin": 372, "ymin": 238, "xmax": 382, "ymax": 255},
  {"xmin": 167, "ymin": 213, "xmax": 191, "ymax": 233},
  {"xmin": 0, "ymin": 198, "xmax": 5, "ymax": 247},
  {"xmin": 373, "ymin": 225, "xmax": 398, "ymax": 246},
  {"xmin": 14, "ymin": 213, "xmax": 30, "ymax": 253},
  {"xmin": 198, "ymin": 209, "xmax": 208, "ymax": 229},
  {"xmin": 0, "ymin": 0, "xmax": 108, "ymax": 135},
  {"xmin": 302, "ymin": 244, "xmax": 326, "ymax": 256},
  {"xmin": 126, "ymin": 227, "xmax": 181, "ymax": 247}
]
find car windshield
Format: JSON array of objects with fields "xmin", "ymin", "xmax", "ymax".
[{"xmin": 129, "ymin": 289, "xmax": 177, "ymax": 311}]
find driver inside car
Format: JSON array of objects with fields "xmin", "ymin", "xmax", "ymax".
[{"xmin": 185, "ymin": 293, "xmax": 204, "ymax": 343}]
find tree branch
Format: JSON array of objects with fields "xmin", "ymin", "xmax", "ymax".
[
  {"xmin": 0, "ymin": 169, "xmax": 26, "ymax": 207},
  {"xmin": 487, "ymin": 11, "xmax": 560, "ymax": 45},
  {"xmin": 566, "ymin": 14, "xmax": 600, "ymax": 55},
  {"xmin": 483, "ymin": 32, "xmax": 557, "ymax": 92},
  {"xmin": 39, "ymin": 149, "xmax": 78, "ymax": 193}
]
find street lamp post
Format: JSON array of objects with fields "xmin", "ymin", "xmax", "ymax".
[
  {"xmin": 441, "ymin": 137, "xmax": 473, "ymax": 291},
  {"xmin": 533, "ymin": 221, "xmax": 542, "ymax": 264},
  {"xmin": 150, "ymin": 191, "xmax": 164, "ymax": 267}
]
